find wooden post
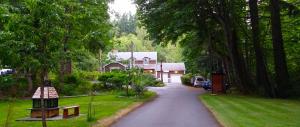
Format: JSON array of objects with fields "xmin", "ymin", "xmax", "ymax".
[
  {"xmin": 160, "ymin": 61, "xmax": 163, "ymax": 82},
  {"xmin": 99, "ymin": 49, "xmax": 102, "ymax": 72},
  {"xmin": 130, "ymin": 41, "xmax": 134, "ymax": 69}
]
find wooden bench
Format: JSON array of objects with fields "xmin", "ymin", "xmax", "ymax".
[{"xmin": 62, "ymin": 106, "xmax": 79, "ymax": 118}]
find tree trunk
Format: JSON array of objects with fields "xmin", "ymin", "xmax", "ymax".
[
  {"xmin": 40, "ymin": 35, "xmax": 48, "ymax": 127},
  {"xmin": 227, "ymin": 28, "xmax": 254, "ymax": 94},
  {"xmin": 62, "ymin": 6, "xmax": 72, "ymax": 75},
  {"xmin": 26, "ymin": 72, "xmax": 33, "ymax": 94},
  {"xmin": 218, "ymin": 13, "xmax": 254, "ymax": 93},
  {"xmin": 65, "ymin": 59, "xmax": 72, "ymax": 74},
  {"xmin": 211, "ymin": 1, "xmax": 255, "ymax": 94},
  {"xmin": 40, "ymin": 67, "xmax": 47, "ymax": 127},
  {"xmin": 222, "ymin": 56, "xmax": 234, "ymax": 87},
  {"xmin": 249, "ymin": 0, "xmax": 275, "ymax": 97},
  {"xmin": 270, "ymin": 0, "xmax": 290, "ymax": 97}
]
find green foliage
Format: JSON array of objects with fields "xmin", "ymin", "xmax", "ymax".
[
  {"xmin": 140, "ymin": 74, "xmax": 164, "ymax": 87},
  {"xmin": 0, "ymin": 75, "xmax": 27, "ymax": 97},
  {"xmin": 0, "ymin": 0, "xmax": 112, "ymax": 98},
  {"xmin": 0, "ymin": 76, "xmax": 16, "ymax": 92},
  {"xmin": 54, "ymin": 72, "xmax": 93, "ymax": 96},
  {"xmin": 113, "ymin": 13, "xmax": 137, "ymax": 36},
  {"xmin": 98, "ymin": 71, "xmax": 129, "ymax": 89},
  {"xmin": 86, "ymin": 96, "xmax": 96, "ymax": 122},
  {"xmin": 132, "ymin": 83, "xmax": 146, "ymax": 97},
  {"xmin": 72, "ymin": 49, "xmax": 100, "ymax": 71},
  {"xmin": 136, "ymin": 0, "xmax": 300, "ymax": 97},
  {"xmin": 97, "ymin": 69, "xmax": 157, "ymax": 96},
  {"xmin": 112, "ymin": 26, "xmax": 183, "ymax": 62},
  {"xmin": 76, "ymin": 71, "xmax": 100, "ymax": 81},
  {"xmin": 131, "ymin": 69, "xmax": 148, "ymax": 96},
  {"xmin": 181, "ymin": 73, "xmax": 193, "ymax": 86}
]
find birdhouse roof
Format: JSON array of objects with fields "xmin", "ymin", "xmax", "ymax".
[{"xmin": 32, "ymin": 87, "xmax": 59, "ymax": 99}]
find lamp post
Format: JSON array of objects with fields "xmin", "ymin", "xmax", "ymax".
[{"xmin": 160, "ymin": 61, "xmax": 163, "ymax": 82}]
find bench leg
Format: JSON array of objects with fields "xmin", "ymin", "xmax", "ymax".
[
  {"xmin": 74, "ymin": 107, "xmax": 79, "ymax": 116},
  {"xmin": 63, "ymin": 109, "xmax": 68, "ymax": 118}
]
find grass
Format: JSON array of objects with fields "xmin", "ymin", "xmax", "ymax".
[
  {"xmin": 0, "ymin": 91, "xmax": 156, "ymax": 127},
  {"xmin": 200, "ymin": 94, "xmax": 300, "ymax": 127}
]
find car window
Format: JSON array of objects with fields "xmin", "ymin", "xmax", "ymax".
[{"xmin": 197, "ymin": 78, "xmax": 203, "ymax": 81}]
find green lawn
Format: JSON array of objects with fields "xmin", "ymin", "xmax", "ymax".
[
  {"xmin": 0, "ymin": 91, "xmax": 155, "ymax": 127},
  {"xmin": 200, "ymin": 94, "xmax": 300, "ymax": 127}
]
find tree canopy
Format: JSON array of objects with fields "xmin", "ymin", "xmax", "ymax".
[{"xmin": 136, "ymin": 0, "xmax": 300, "ymax": 97}]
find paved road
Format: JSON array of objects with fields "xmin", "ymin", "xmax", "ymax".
[{"xmin": 112, "ymin": 83, "xmax": 220, "ymax": 127}]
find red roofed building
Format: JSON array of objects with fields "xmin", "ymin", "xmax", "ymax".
[{"xmin": 104, "ymin": 50, "xmax": 185, "ymax": 83}]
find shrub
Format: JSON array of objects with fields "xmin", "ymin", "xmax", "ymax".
[
  {"xmin": 153, "ymin": 80, "xmax": 165, "ymax": 87},
  {"xmin": 77, "ymin": 71, "xmax": 100, "ymax": 81},
  {"xmin": 141, "ymin": 74, "xmax": 165, "ymax": 87},
  {"xmin": 0, "ymin": 75, "xmax": 16, "ymax": 93},
  {"xmin": 54, "ymin": 73, "xmax": 93, "ymax": 96},
  {"xmin": 181, "ymin": 73, "xmax": 193, "ymax": 86},
  {"xmin": 141, "ymin": 74, "xmax": 156, "ymax": 86},
  {"xmin": 131, "ymin": 72, "xmax": 153, "ymax": 96},
  {"xmin": 132, "ymin": 77, "xmax": 147, "ymax": 97},
  {"xmin": 132, "ymin": 83, "xmax": 146, "ymax": 97},
  {"xmin": 98, "ymin": 71, "xmax": 129, "ymax": 89},
  {"xmin": 0, "ymin": 75, "xmax": 28, "ymax": 97},
  {"xmin": 64, "ymin": 74, "xmax": 80, "ymax": 84}
]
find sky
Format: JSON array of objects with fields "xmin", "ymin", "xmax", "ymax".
[{"xmin": 109, "ymin": 0, "xmax": 137, "ymax": 20}]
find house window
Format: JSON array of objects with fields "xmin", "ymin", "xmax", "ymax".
[{"xmin": 143, "ymin": 57, "xmax": 150, "ymax": 64}]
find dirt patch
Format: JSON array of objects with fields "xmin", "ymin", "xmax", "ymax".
[{"xmin": 93, "ymin": 94, "xmax": 158, "ymax": 127}]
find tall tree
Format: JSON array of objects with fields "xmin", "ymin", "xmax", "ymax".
[
  {"xmin": 270, "ymin": 0, "xmax": 290, "ymax": 97},
  {"xmin": 249, "ymin": 0, "xmax": 275, "ymax": 96}
]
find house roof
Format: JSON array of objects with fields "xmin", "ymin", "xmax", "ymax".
[
  {"xmin": 110, "ymin": 52, "xmax": 157, "ymax": 61},
  {"xmin": 103, "ymin": 62, "xmax": 126, "ymax": 68},
  {"xmin": 156, "ymin": 63, "xmax": 186, "ymax": 71},
  {"xmin": 135, "ymin": 64, "xmax": 157, "ymax": 70},
  {"xmin": 32, "ymin": 87, "xmax": 59, "ymax": 99}
]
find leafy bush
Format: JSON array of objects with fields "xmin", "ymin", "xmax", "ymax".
[
  {"xmin": 98, "ymin": 71, "xmax": 129, "ymax": 89},
  {"xmin": 153, "ymin": 80, "xmax": 165, "ymax": 87},
  {"xmin": 132, "ymin": 77, "xmax": 147, "ymax": 97},
  {"xmin": 181, "ymin": 73, "xmax": 193, "ymax": 86},
  {"xmin": 141, "ymin": 74, "xmax": 164, "ymax": 87},
  {"xmin": 77, "ymin": 71, "xmax": 100, "ymax": 81},
  {"xmin": 54, "ymin": 73, "xmax": 93, "ymax": 96},
  {"xmin": 0, "ymin": 75, "xmax": 28, "ymax": 97},
  {"xmin": 0, "ymin": 75, "xmax": 16, "ymax": 93},
  {"xmin": 132, "ymin": 83, "xmax": 146, "ymax": 97},
  {"xmin": 64, "ymin": 74, "xmax": 80, "ymax": 84}
]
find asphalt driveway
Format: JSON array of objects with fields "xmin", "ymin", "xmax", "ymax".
[{"xmin": 112, "ymin": 83, "xmax": 220, "ymax": 127}]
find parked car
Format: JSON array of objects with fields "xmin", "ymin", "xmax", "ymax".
[
  {"xmin": 0, "ymin": 69, "xmax": 14, "ymax": 76},
  {"xmin": 202, "ymin": 79, "xmax": 212, "ymax": 90},
  {"xmin": 193, "ymin": 76, "xmax": 205, "ymax": 87}
]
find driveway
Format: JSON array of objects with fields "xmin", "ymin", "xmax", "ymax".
[{"xmin": 112, "ymin": 83, "xmax": 220, "ymax": 127}]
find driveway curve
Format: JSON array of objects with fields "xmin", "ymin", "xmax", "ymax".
[{"xmin": 112, "ymin": 83, "xmax": 220, "ymax": 127}]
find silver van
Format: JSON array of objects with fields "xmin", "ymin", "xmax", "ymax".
[{"xmin": 193, "ymin": 76, "xmax": 205, "ymax": 87}]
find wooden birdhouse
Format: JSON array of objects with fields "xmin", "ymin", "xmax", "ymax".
[{"xmin": 30, "ymin": 82, "xmax": 59, "ymax": 118}]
